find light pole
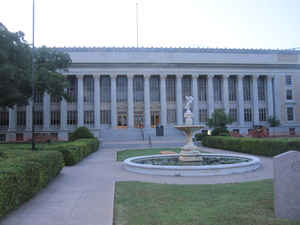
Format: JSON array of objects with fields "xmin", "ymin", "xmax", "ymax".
[{"xmin": 31, "ymin": 0, "xmax": 36, "ymax": 150}]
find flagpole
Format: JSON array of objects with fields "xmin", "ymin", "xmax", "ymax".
[{"xmin": 31, "ymin": 0, "xmax": 36, "ymax": 150}]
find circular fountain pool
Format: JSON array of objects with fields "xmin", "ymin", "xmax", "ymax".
[{"xmin": 123, "ymin": 153, "xmax": 261, "ymax": 176}]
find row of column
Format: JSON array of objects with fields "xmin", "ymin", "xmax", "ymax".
[{"xmin": 17, "ymin": 73, "xmax": 274, "ymax": 130}]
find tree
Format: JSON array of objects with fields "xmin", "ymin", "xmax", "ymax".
[
  {"xmin": 0, "ymin": 23, "xmax": 71, "ymax": 108},
  {"xmin": 207, "ymin": 109, "xmax": 233, "ymax": 136}
]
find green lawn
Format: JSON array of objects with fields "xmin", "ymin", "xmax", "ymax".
[
  {"xmin": 114, "ymin": 180, "xmax": 300, "ymax": 225},
  {"xmin": 117, "ymin": 148, "xmax": 181, "ymax": 161}
]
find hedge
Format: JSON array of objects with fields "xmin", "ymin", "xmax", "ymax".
[
  {"xmin": 202, "ymin": 136, "xmax": 300, "ymax": 156},
  {"xmin": 44, "ymin": 138, "xmax": 99, "ymax": 166},
  {"xmin": 0, "ymin": 151, "xmax": 64, "ymax": 219}
]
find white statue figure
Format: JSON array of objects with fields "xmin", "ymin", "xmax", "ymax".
[{"xmin": 184, "ymin": 96, "xmax": 194, "ymax": 113}]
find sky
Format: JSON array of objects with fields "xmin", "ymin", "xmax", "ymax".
[{"xmin": 1, "ymin": 0, "xmax": 299, "ymax": 49}]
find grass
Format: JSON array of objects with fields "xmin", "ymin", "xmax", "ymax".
[
  {"xmin": 114, "ymin": 180, "xmax": 300, "ymax": 225},
  {"xmin": 117, "ymin": 148, "xmax": 181, "ymax": 161}
]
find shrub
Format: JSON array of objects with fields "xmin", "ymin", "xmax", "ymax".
[
  {"xmin": 194, "ymin": 133, "xmax": 208, "ymax": 141},
  {"xmin": 69, "ymin": 127, "xmax": 94, "ymax": 141},
  {"xmin": 44, "ymin": 138, "xmax": 99, "ymax": 166},
  {"xmin": 211, "ymin": 127, "xmax": 230, "ymax": 136},
  {"xmin": 202, "ymin": 136, "xmax": 300, "ymax": 156},
  {"xmin": 0, "ymin": 151, "xmax": 64, "ymax": 219}
]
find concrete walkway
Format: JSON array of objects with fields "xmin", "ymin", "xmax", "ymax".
[{"xmin": 0, "ymin": 144, "xmax": 274, "ymax": 225}]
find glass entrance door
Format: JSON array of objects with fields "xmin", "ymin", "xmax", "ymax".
[
  {"xmin": 151, "ymin": 111, "xmax": 160, "ymax": 127},
  {"xmin": 117, "ymin": 112, "xmax": 128, "ymax": 128},
  {"xmin": 134, "ymin": 112, "xmax": 144, "ymax": 128}
]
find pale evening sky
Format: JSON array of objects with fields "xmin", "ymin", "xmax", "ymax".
[{"xmin": 1, "ymin": 0, "xmax": 299, "ymax": 49}]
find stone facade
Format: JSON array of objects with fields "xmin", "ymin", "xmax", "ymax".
[{"xmin": 1, "ymin": 47, "xmax": 300, "ymax": 141}]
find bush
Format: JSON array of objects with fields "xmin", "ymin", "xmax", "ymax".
[
  {"xmin": 194, "ymin": 133, "xmax": 208, "ymax": 141},
  {"xmin": 0, "ymin": 151, "xmax": 64, "ymax": 219},
  {"xmin": 202, "ymin": 136, "xmax": 300, "ymax": 156},
  {"xmin": 211, "ymin": 127, "xmax": 230, "ymax": 136},
  {"xmin": 69, "ymin": 127, "xmax": 94, "ymax": 141},
  {"xmin": 45, "ymin": 138, "xmax": 99, "ymax": 166}
]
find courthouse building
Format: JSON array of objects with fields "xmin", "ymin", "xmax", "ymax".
[{"xmin": 1, "ymin": 47, "xmax": 300, "ymax": 141}]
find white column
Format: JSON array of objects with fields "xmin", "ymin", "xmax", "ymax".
[
  {"xmin": 8, "ymin": 106, "xmax": 16, "ymax": 130},
  {"xmin": 60, "ymin": 97, "xmax": 67, "ymax": 129},
  {"xmin": 267, "ymin": 75, "xmax": 274, "ymax": 117},
  {"xmin": 192, "ymin": 74, "xmax": 199, "ymax": 123},
  {"xmin": 26, "ymin": 100, "xmax": 33, "ymax": 130},
  {"xmin": 252, "ymin": 75, "xmax": 259, "ymax": 125},
  {"xmin": 110, "ymin": 74, "xmax": 117, "ymax": 128},
  {"xmin": 274, "ymin": 74, "xmax": 282, "ymax": 121},
  {"xmin": 127, "ymin": 74, "xmax": 134, "ymax": 128},
  {"xmin": 176, "ymin": 74, "xmax": 183, "ymax": 125},
  {"xmin": 160, "ymin": 74, "xmax": 167, "ymax": 126},
  {"xmin": 207, "ymin": 74, "xmax": 214, "ymax": 117},
  {"xmin": 77, "ymin": 74, "xmax": 84, "ymax": 127},
  {"xmin": 223, "ymin": 74, "xmax": 230, "ymax": 114},
  {"xmin": 93, "ymin": 74, "xmax": 100, "ymax": 129},
  {"xmin": 43, "ymin": 93, "xmax": 50, "ymax": 130},
  {"xmin": 144, "ymin": 74, "xmax": 151, "ymax": 128},
  {"xmin": 237, "ymin": 75, "xmax": 244, "ymax": 126}
]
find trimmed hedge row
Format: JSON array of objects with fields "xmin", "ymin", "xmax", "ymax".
[
  {"xmin": 45, "ymin": 138, "xmax": 99, "ymax": 166},
  {"xmin": 202, "ymin": 136, "xmax": 300, "ymax": 156},
  {"xmin": 0, "ymin": 151, "xmax": 64, "ymax": 219}
]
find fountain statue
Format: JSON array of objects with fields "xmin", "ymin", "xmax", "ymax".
[{"xmin": 174, "ymin": 96, "xmax": 204, "ymax": 161}]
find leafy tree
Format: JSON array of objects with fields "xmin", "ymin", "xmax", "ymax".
[
  {"xmin": 267, "ymin": 116, "xmax": 280, "ymax": 127},
  {"xmin": 0, "ymin": 23, "xmax": 71, "ymax": 108},
  {"xmin": 207, "ymin": 109, "xmax": 233, "ymax": 136}
]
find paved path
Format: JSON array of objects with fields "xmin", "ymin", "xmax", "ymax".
[{"xmin": 0, "ymin": 144, "xmax": 274, "ymax": 225}]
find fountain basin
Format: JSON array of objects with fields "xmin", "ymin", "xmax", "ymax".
[{"xmin": 123, "ymin": 153, "xmax": 261, "ymax": 176}]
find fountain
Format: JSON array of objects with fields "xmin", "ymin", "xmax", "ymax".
[{"xmin": 123, "ymin": 96, "xmax": 261, "ymax": 176}]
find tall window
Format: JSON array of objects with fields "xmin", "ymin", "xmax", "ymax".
[
  {"xmin": 33, "ymin": 111, "xmax": 43, "ymax": 126},
  {"xmin": 213, "ymin": 76, "xmax": 222, "ymax": 102},
  {"xmin": 198, "ymin": 77, "xmax": 207, "ymax": 102},
  {"xmin": 286, "ymin": 90, "xmax": 293, "ymax": 100},
  {"xmin": 228, "ymin": 77, "xmax": 237, "ymax": 101},
  {"xmin": 67, "ymin": 111, "xmax": 77, "ymax": 125},
  {"xmin": 84, "ymin": 76, "xmax": 94, "ymax": 103},
  {"xmin": 243, "ymin": 76, "xmax": 251, "ymax": 101},
  {"xmin": 100, "ymin": 110, "xmax": 111, "ymax": 124},
  {"xmin": 166, "ymin": 76, "xmax": 176, "ymax": 102},
  {"xmin": 244, "ymin": 108, "xmax": 252, "ymax": 122},
  {"xmin": 133, "ymin": 76, "xmax": 144, "ymax": 102},
  {"xmin": 100, "ymin": 76, "xmax": 111, "ymax": 103},
  {"xmin": 229, "ymin": 108, "xmax": 237, "ymax": 121},
  {"xmin": 34, "ymin": 90, "xmax": 43, "ymax": 104},
  {"xmin": 84, "ymin": 111, "xmax": 94, "ymax": 125},
  {"xmin": 51, "ymin": 111, "xmax": 60, "ymax": 126},
  {"xmin": 258, "ymin": 77, "xmax": 266, "ymax": 101},
  {"xmin": 17, "ymin": 111, "xmax": 26, "ymax": 127},
  {"xmin": 67, "ymin": 76, "xmax": 77, "ymax": 103},
  {"xmin": 167, "ymin": 109, "xmax": 176, "ymax": 123},
  {"xmin": 117, "ymin": 76, "xmax": 128, "ymax": 102},
  {"xmin": 182, "ymin": 76, "xmax": 192, "ymax": 99},
  {"xmin": 287, "ymin": 107, "xmax": 294, "ymax": 121},
  {"xmin": 286, "ymin": 75, "xmax": 292, "ymax": 85},
  {"xmin": 199, "ymin": 109, "xmax": 208, "ymax": 122},
  {"xmin": 259, "ymin": 108, "xmax": 267, "ymax": 121},
  {"xmin": 150, "ymin": 76, "xmax": 160, "ymax": 102},
  {"xmin": 0, "ymin": 111, "xmax": 9, "ymax": 128}
]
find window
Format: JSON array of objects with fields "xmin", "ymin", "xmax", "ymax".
[
  {"xmin": 50, "ymin": 95, "xmax": 61, "ymax": 103},
  {"xmin": 100, "ymin": 110, "xmax": 111, "ymax": 124},
  {"xmin": 182, "ymin": 76, "xmax": 192, "ymax": 99},
  {"xmin": 34, "ymin": 90, "xmax": 43, "ymax": 104},
  {"xmin": 17, "ymin": 111, "xmax": 26, "ymax": 127},
  {"xmin": 229, "ymin": 108, "xmax": 237, "ymax": 121},
  {"xmin": 100, "ymin": 76, "xmax": 111, "ymax": 103},
  {"xmin": 166, "ymin": 76, "xmax": 176, "ymax": 102},
  {"xmin": 287, "ymin": 107, "xmax": 294, "ymax": 121},
  {"xmin": 51, "ymin": 111, "xmax": 60, "ymax": 126},
  {"xmin": 228, "ymin": 77, "xmax": 237, "ymax": 101},
  {"xmin": 286, "ymin": 75, "xmax": 292, "ymax": 85},
  {"xmin": 167, "ymin": 109, "xmax": 176, "ymax": 123},
  {"xmin": 286, "ymin": 90, "xmax": 293, "ymax": 100},
  {"xmin": 67, "ymin": 111, "xmax": 77, "ymax": 125},
  {"xmin": 199, "ymin": 109, "xmax": 208, "ymax": 122},
  {"xmin": 198, "ymin": 77, "xmax": 207, "ymax": 101},
  {"xmin": 150, "ymin": 76, "xmax": 160, "ymax": 102},
  {"xmin": 33, "ymin": 111, "xmax": 43, "ymax": 126},
  {"xmin": 67, "ymin": 76, "xmax": 78, "ymax": 103},
  {"xmin": 0, "ymin": 134, "xmax": 5, "ymax": 142},
  {"xmin": 243, "ymin": 77, "xmax": 251, "ymax": 101},
  {"xmin": 258, "ymin": 77, "xmax": 266, "ymax": 101},
  {"xmin": 289, "ymin": 128, "xmax": 296, "ymax": 135},
  {"xmin": 133, "ymin": 76, "xmax": 144, "ymax": 102},
  {"xmin": 259, "ymin": 108, "xmax": 267, "ymax": 121},
  {"xmin": 16, "ymin": 133, "xmax": 24, "ymax": 141},
  {"xmin": 0, "ymin": 111, "xmax": 9, "ymax": 127},
  {"xmin": 84, "ymin": 111, "xmax": 94, "ymax": 125},
  {"xmin": 117, "ymin": 76, "xmax": 128, "ymax": 102},
  {"xmin": 213, "ymin": 76, "xmax": 222, "ymax": 102},
  {"xmin": 244, "ymin": 108, "xmax": 252, "ymax": 122},
  {"xmin": 84, "ymin": 76, "xmax": 94, "ymax": 103}
]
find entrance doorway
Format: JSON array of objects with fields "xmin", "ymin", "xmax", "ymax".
[
  {"xmin": 117, "ymin": 112, "xmax": 128, "ymax": 128},
  {"xmin": 134, "ymin": 112, "xmax": 144, "ymax": 128},
  {"xmin": 151, "ymin": 111, "xmax": 160, "ymax": 127}
]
